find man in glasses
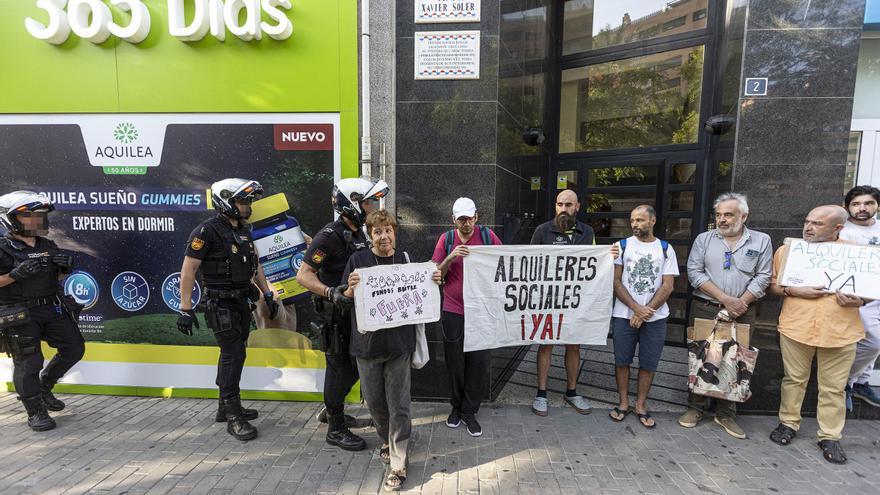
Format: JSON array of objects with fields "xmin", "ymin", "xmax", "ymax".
[
  {"xmin": 679, "ymin": 192, "xmax": 772, "ymax": 438},
  {"xmin": 433, "ymin": 197, "xmax": 502, "ymax": 437}
]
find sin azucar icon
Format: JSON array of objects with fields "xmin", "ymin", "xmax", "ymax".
[{"xmin": 191, "ymin": 237, "xmax": 205, "ymax": 250}]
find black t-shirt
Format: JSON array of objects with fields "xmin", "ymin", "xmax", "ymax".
[
  {"xmin": 303, "ymin": 219, "xmax": 368, "ymax": 287},
  {"xmin": 342, "ymin": 249, "xmax": 416, "ymax": 359},
  {"xmin": 530, "ymin": 220, "xmax": 595, "ymax": 245}
]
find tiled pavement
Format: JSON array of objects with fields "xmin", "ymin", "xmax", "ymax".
[{"xmin": 1, "ymin": 392, "xmax": 879, "ymax": 494}]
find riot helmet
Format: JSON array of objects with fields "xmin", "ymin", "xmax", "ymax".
[
  {"xmin": 332, "ymin": 177, "xmax": 389, "ymax": 227},
  {"xmin": 210, "ymin": 178, "xmax": 264, "ymax": 220},
  {"xmin": 0, "ymin": 191, "xmax": 55, "ymax": 237}
]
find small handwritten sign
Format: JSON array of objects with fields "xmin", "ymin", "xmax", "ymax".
[
  {"xmin": 353, "ymin": 262, "xmax": 441, "ymax": 331},
  {"xmin": 779, "ymin": 238, "xmax": 880, "ymax": 300}
]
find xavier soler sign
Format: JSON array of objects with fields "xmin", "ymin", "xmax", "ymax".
[{"xmin": 25, "ymin": 0, "xmax": 294, "ymax": 45}]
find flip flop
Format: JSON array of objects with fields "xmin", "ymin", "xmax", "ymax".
[
  {"xmin": 818, "ymin": 440, "xmax": 847, "ymax": 464},
  {"xmin": 378, "ymin": 445, "xmax": 390, "ymax": 464},
  {"xmin": 609, "ymin": 407, "xmax": 630, "ymax": 422},
  {"xmin": 384, "ymin": 471, "xmax": 406, "ymax": 492},
  {"xmin": 635, "ymin": 411, "xmax": 656, "ymax": 429}
]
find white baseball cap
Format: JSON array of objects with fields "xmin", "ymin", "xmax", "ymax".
[{"xmin": 452, "ymin": 197, "xmax": 477, "ymax": 218}]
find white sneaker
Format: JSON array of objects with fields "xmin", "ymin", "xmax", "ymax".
[
  {"xmin": 563, "ymin": 395, "xmax": 593, "ymax": 414},
  {"xmin": 532, "ymin": 397, "xmax": 549, "ymax": 416}
]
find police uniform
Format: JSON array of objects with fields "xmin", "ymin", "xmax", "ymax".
[
  {"xmin": 0, "ymin": 235, "xmax": 85, "ymax": 405},
  {"xmin": 185, "ymin": 214, "xmax": 258, "ymax": 401},
  {"xmin": 302, "ymin": 218, "xmax": 368, "ymax": 417}
]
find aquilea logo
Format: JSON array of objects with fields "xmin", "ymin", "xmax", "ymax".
[{"xmin": 94, "ymin": 122, "xmax": 154, "ymax": 159}]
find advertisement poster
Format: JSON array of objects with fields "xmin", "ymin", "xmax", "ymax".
[{"xmin": 0, "ymin": 113, "xmax": 339, "ymax": 396}]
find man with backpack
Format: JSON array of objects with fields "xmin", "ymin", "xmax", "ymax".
[
  {"xmin": 432, "ymin": 197, "xmax": 502, "ymax": 437},
  {"xmin": 609, "ymin": 205, "xmax": 678, "ymax": 428}
]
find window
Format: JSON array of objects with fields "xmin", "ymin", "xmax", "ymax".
[
  {"xmin": 562, "ymin": 0, "xmax": 711, "ymax": 56},
  {"xmin": 558, "ymin": 45, "xmax": 705, "ymax": 152},
  {"xmin": 845, "ymin": 132, "xmax": 861, "ymax": 193}
]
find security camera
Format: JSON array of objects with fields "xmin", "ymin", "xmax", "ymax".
[
  {"xmin": 522, "ymin": 127, "xmax": 545, "ymax": 147},
  {"xmin": 704, "ymin": 115, "xmax": 735, "ymax": 135}
]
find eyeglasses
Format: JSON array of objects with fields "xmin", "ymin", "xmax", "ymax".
[
  {"xmin": 455, "ymin": 217, "xmax": 476, "ymax": 225},
  {"xmin": 723, "ymin": 251, "xmax": 732, "ymax": 270}
]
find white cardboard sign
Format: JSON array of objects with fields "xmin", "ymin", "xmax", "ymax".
[
  {"xmin": 354, "ymin": 262, "xmax": 442, "ymax": 332},
  {"xmin": 779, "ymin": 238, "xmax": 880, "ymax": 300}
]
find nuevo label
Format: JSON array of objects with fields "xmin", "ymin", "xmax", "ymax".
[{"xmin": 273, "ymin": 124, "xmax": 334, "ymax": 150}]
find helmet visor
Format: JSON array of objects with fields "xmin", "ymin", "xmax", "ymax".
[{"xmin": 361, "ymin": 197, "xmax": 381, "ymax": 215}]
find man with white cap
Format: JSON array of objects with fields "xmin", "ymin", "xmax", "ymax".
[{"xmin": 432, "ymin": 197, "xmax": 502, "ymax": 437}]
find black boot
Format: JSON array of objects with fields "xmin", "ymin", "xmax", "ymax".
[
  {"xmin": 21, "ymin": 395, "xmax": 56, "ymax": 432},
  {"xmin": 317, "ymin": 405, "xmax": 359, "ymax": 427},
  {"xmin": 326, "ymin": 412, "xmax": 366, "ymax": 451},
  {"xmin": 223, "ymin": 397, "xmax": 258, "ymax": 441},
  {"xmin": 39, "ymin": 377, "xmax": 65, "ymax": 412},
  {"xmin": 215, "ymin": 399, "xmax": 258, "ymax": 422}
]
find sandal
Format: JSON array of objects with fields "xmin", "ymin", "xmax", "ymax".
[
  {"xmin": 635, "ymin": 410, "xmax": 656, "ymax": 429},
  {"xmin": 384, "ymin": 471, "xmax": 406, "ymax": 492},
  {"xmin": 609, "ymin": 407, "xmax": 630, "ymax": 422},
  {"xmin": 379, "ymin": 445, "xmax": 390, "ymax": 464},
  {"xmin": 818, "ymin": 440, "xmax": 847, "ymax": 464},
  {"xmin": 769, "ymin": 423, "xmax": 796, "ymax": 446}
]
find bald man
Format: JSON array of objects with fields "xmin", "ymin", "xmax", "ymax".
[
  {"xmin": 529, "ymin": 189, "xmax": 618, "ymax": 416},
  {"xmin": 768, "ymin": 205, "xmax": 866, "ymax": 464}
]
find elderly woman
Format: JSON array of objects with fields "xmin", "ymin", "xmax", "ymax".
[{"xmin": 342, "ymin": 209, "xmax": 441, "ymax": 492}]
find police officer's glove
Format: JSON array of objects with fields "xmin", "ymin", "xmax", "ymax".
[
  {"xmin": 50, "ymin": 254, "xmax": 74, "ymax": 274},
  {"xmin": 177, "ymin": 309, "xmax": 199, "ymax": 336},
  {"xmin": 8, "ymin": 259, "xmax": 46, "ymax": 281},
  {"xmin": 327, "ymin": 285, "xmax": 353, "ymax": 310},
  {"xmin": 264, "ymin": 292, "xmax": 280, "ymax": 319}
]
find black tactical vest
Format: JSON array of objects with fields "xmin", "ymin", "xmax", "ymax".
[
  {"xmin": 0, "ymin": 236, "xmax": 61, "ymax": 304},
  {"xmin": 199, "ymin": 218, "xmax": 258, "ymax": 289}
]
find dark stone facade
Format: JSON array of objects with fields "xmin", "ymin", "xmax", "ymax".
[{"xmin": 730, "ymin": 0, "xmax": 869, "ymax": 416}]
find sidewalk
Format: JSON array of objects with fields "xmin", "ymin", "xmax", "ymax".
[{"xmin": 1, "ymin": 392, "xmax": 878, "ymax": 495}]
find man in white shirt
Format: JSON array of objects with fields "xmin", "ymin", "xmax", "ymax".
[
  {"xmin": 840, "ymin": 185, "xmax": 880, "ymax": 409},
  {"xmin": 609, "ymin": 205, "xmax": 679, "ymax": 428}
]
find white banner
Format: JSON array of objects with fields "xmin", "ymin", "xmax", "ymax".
[
  {"xmin": 354, "ymin": 262, "xmax": 441, "ymax": 331},
  {"xmin": 779, "ymin": 238, "xmax": 880, "ymax": 300},
  {"xmin": 463, "ymin": 245, "xmax": 614, "ymax": 351}
]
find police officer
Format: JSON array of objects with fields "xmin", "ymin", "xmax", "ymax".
[
  {"xmin": 297, "ymin": 177, "xmax": 389, "ymax": 451},
  {"xmin": 177, "ymin": 178, "xmax": 279, "ymax": 442},
  {"xmin": 0, "ymin": 191, "xmax": 85, "ymax": 431}
]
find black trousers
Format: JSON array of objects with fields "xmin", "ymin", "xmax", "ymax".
[
  {"xmin": 323, "ymin": 312, "xmax": 359, "ymax": 416},
  {"xmin": 207, "ymin": 298, "xmax": 251, "ymax": 401},
  {"xmin": 442, "ymin": 311, "xmax": 491, "ymax": 415},
  {"xmin": 11, "ymin": 303, "xmax": 85, "ymax": 398}
]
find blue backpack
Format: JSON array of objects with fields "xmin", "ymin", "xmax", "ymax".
[
  {"xmin": 619, "ymin": 238, "xmax": 669, "ymax": 259},
  {"xmin": 445, "ymin": 226, "xmax": 492, "ymax": 254}
]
